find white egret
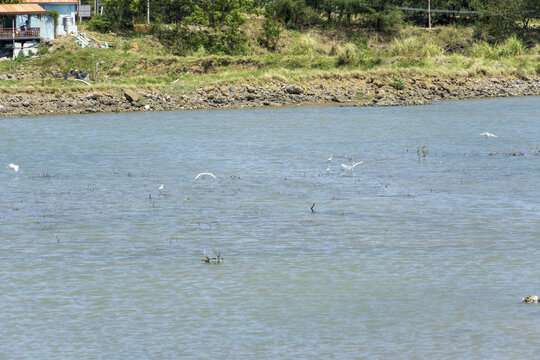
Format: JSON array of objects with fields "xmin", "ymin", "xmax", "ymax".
[
  {"xmin": 341, "ymin": 162, "xmax": 363, "ymax": 172},
  {"xmin": 7, "ymin": 163, "xmax": 19, "ymax": 172},
  {"xmin": 327, "ymin": 154, "xmax": 334, "ymax": 162},
  {"xmin": 195, "ymin": 171, "xmax": 217, "ymax": 180},
  {"xmin": 326, "ymin": 166, "xmax": 330, "ymax": 173},
  {"xmin": 481, "ymin": 132, "xmax": 497, "ymax": 137},
  {"xmin": 158, "ymin": 184, "xmax": 164, "ymax": 191}
]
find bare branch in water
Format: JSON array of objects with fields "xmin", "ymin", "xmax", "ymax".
[{"xmin": 202, "ymin": 249, "xmax": 224, "ymax": 264}]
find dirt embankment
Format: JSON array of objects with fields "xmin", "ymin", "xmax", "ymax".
[{"xmin": 1, "ymin": 75, "xmax": 539, "ymax": 117}]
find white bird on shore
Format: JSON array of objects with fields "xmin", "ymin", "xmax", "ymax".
[
  {"xmin": 481, "ymin": 132, "xmax": 497, "ymax": 138},
  {"xmin": 195, "ymin": 171, "xmax": 217, "ymax": 180},
  {"xmin": 7, "ymin": 163, "xmax": 19, "ymax": 172},
  {"xmin": 341, "ymin": 162, "xmax": 363, "ymax": 172},
  {"xmin": 327, "ymin": 154, "xmax": 334, "ymax": 162}
]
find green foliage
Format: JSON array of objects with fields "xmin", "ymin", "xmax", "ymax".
[
  {"xmin": 421, "ymin": 43, "xmax": 443, "ymax": 57},
  {"xmin": 274, "ymin": 0, "xmax": 317, "ymax": 28},
  {"xmin": 520, "ymin": 0, "xmax": 540, "ymax": 28},
  {"xmin": 390, "ymin": 37, "xmax": 417, "ymax": 57},
  {"xmin": 336, "ymin": 43, "xmax": 356, "ymax": 66},
  {"xmin": 259, "ymin": 19, "xmax": 283, "ymax": 51},
  {"xmin": 350, "ymin": 34, "xmax": 369, "ymax": 49},
  {"xmin": 390, "ymin": 77, "xmax": 406, "ymax": 90},
  {"xmin": 36, "ymin": 46, "xmax": 50, "ymax": 56},
  {"xmin": 476, "ymin": 0, "xmax": 524, "ymax": 42},
  {"xmin": 368, "ymin": 9, "xmax": 402, "ymax": 33},
  {"xmin": 498, "ymin": 36, "xmax": 524, "ymax": 56},
  {"xmin": 100, "ymin": 0, "xmax": 139, "ymax": 31},
  {"xmin": 151, "ymin": 0, "xmax": 251, "ymax": 55},
  {"xmin": 467, "ymin": 41, "xmax": 497, "ymax": 59},
  {"xmin": 288, "ymin": 33, "xmax": 318, "ymax": 55},
  {"xmin": 47, "ymin": 10, "xmax": 59, "ymax": 37},
  {"xmin": 87, "ymin": 14, "xmax": 113, "ymax": 33}
]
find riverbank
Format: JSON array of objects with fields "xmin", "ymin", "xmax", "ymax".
[
  {"xmin": 1, "ymin": 74, "xmax": 538, "ymax": 117},
  {"xmin": 1, "ymin": 24, "xmax": 538, "ymax": 117}
]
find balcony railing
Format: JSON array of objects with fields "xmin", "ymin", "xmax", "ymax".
[{"xmin": 0, "ymin": 28, "xmax": 40, "ymax": 39}]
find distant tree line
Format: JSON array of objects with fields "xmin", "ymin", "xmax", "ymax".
[{"xmin": 83, "ymin": 0, "xmax": 538, "ymax": 54}]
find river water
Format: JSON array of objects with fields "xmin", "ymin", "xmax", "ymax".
[{"xmin": 1, "ymin": 97, "xmax": 539, "ymax": 358}]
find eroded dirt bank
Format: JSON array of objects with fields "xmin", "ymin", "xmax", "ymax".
[{"xmin": 1, "ymin": 75, "xmax": 539, "ymax": 117}]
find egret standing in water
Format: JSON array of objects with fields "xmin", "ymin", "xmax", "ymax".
[
  {"xmin": 327, "ymin": 154, "xmax": 334, "ymax": 162},
  {"xmin": 7, "ymin": 163, "xmax": 19, "ymax": 172},
  {"xmin": 195, "ymin": 171, "xmax": 217, "ymax": 180}
]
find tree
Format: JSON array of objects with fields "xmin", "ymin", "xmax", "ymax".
[
  {"xmin": 520, "ymin": 0, "xmax": 540, "ymax": 29},
  {"xmin": 98, "ymin": 0, "xmax": 140, "ymax": 31},
  {"xmin": 475, "ymin": 0, "xmax": 525, "ymax": 41},
  {"xmin": 152, "ymin": 0, "xmax": 251, "ymax": 54}
]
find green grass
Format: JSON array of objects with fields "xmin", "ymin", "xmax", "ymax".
[{"xmin": 0, "ymin": 23, "xmax": 537, "ymax": 94}]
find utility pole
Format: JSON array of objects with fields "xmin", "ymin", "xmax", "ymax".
[
  {"xmin": 428, "ymin": 0, "xmax": 431, "ymax": 29},
  {"xmin": 147, "ymin": 0, "xmax": 150, "ymax": 25}
]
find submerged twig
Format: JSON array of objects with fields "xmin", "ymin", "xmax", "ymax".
[{"xmin": 201, "ymin": 249, "xmax": 224, "ymax": 264}]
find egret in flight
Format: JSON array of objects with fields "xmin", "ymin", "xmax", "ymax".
[
  {"xmin": 480, "ymin": 132, "xmax": 497, "ymax": 138},
  {"xmin": 195, "ymin": 171, "xmax": 217, "ymax": 180},
  {"xmin": 7, "ymin": 163, "xmax": 19, "ymax": 172},
  {"xmin": 341, "ymin": 162, "xmax": 363, "ymax": 172}
]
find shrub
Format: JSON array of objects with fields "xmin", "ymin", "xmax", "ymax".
[
  {"xmin": 421, "ymin": 43, "xmax": 444, "ymax": 57},
  {"xmin": 350, "ymin": 34, "xmax": 369, "ymax": 50},
  {"xmin": 288, "ymin": 33, "xmax": 317, "ymax": 55},
  {"xmin": 87, "ymin": 14, "xmax": 113, "ymax": 33},
  {"xmin": 389, "ymin": 37, "xmax": 422, "ymax": 58},
  {"xmin": 498, "ymin": 36, "xmax": 524, "ymax": 56},
  {"xmin": 336, "ymin": 43, "xmax": 357, "ymax": 66},
  {"xmin": 368, "ymin": 9, "xmax": 402, "ymax": 33},
  {"xmin": 259, "ymin": 19, "xmax": 282, "ymax": 51},
  {"xmin": 390, "ymin": 77, "xmax": 406, "ymax": 90},
  {"xmin": 467, "ymin": 41, "xmax": 498, "ymax": 59},
  {"xmin": 476, "ymin": 0, "xmax": 523, "ymax": 42},
  {"xmin": 274, "ymin": 0, "xmax": 312, "ymax": 28}
]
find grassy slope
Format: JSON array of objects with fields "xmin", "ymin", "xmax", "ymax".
[{"xmin": 1, "ymin": 22, "xmax": 538, "ymax": 96}]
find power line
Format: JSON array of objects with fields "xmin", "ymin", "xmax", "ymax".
[{"xmin": 395, "ymin": 6, "xmax": 478, "ymax": 15}]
